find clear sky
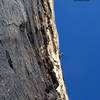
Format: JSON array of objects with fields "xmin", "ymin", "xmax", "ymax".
[{"xmin": 54, "ymin": 0, "xmax": 100, "ymax": 100}]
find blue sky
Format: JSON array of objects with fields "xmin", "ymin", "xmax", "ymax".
[{"xmin": 54, "ymin": 0, "xmax": 100, "ymax": 100}]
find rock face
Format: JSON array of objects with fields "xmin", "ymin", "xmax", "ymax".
[{"xmin": 0, "ymin": 0, "xmax": 69, "ymax": 100}]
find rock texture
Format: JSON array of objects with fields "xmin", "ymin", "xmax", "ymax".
[{"xmin": 0, "ymin": 0, "xmax": 69, "ymax": 100}]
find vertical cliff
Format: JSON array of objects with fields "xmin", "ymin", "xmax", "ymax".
[{"xmin": 0, "ymin": 0, "xmax": 69, "ymax": 100}]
